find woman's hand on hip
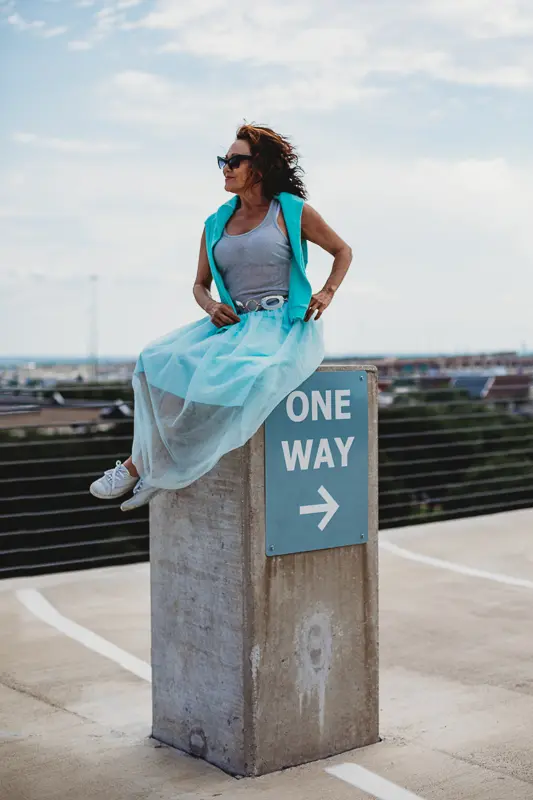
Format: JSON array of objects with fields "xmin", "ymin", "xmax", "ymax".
[
  {"xmin": 207, "ymin": 301, "xmax": 241, "ymax": 328},
  {"xmin": 304, "ymin": 288, "xmax": 335, "ymax": 322}
]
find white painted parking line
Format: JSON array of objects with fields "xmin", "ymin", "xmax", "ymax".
[
  {"xmin": 0, "ymin": 563, "xmax": 148, "ymax": 594},
  {"xmin": 380, "ymin": 541, "xmax": 533, "ymax": 590},
  {"xmin": 16, "ymin": 588, "xmax": 152, "ymax": 682},
  {"xmin": 326, "ymin": 763, "xmax": 425, "ymax": 799}
]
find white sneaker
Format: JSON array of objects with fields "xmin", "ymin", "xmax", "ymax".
[
  {"xmin": 120, "ymin": 477, "xmax": 162, "ymax": 512},
  {"xmin": 90, "ymin": 461, "xmax": 138, "ymax": 500}
]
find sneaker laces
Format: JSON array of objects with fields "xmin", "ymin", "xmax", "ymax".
[
  {"xmin": 104, "ymin": 460, "xmax": 127, "ymax": 492},
  {"xmin": 133, "ymin": 477, "xmax": 146, "ymax": 495}
]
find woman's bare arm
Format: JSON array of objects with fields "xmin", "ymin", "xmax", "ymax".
[
  {"xmin": 301, "ymin": 204, "xmax": 353, "ymax": 321},
  {"xmin": 193, "ymin": 229, "xmax": 240, "ymax": 327}
]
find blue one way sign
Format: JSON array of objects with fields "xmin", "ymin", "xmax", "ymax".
[{"xmin": 265, "ymin": 370, "xmax": 369, "ymax": 556}]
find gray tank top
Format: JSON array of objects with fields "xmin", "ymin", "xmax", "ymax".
[{"xmin": 213, "ymin": 199, "xmax": 291, "ymax": 310}]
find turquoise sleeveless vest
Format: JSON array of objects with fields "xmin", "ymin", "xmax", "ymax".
[{"xmin": 204, "ymin": 191, "xmax": 312, "ymax": 323}]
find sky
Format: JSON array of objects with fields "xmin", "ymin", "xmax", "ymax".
[{"xmin": 1, "ymin": 0, "xmax": 533, "ymax": 359}]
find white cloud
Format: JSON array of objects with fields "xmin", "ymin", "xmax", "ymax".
[
  {"xmin": 157, "ymin": 23, "xmax": 366, "ymax": 65},
  {"xmin": 131, "ymin": 0, "xmax": 533, "ymax": 93},
  {"xmin": 128, "ymin": 0, "xmax": 226, "ymax": 31},
  {"xmin": 110, "ymin": 69, "xmax": 167, "ymax": 94},
  {"xmin": 30, "ymin": 0, "xmax": 533, "ymax": 95},
  {"xmin": 65, "ymin": 0, "xmax": 147, "ymax": 49},
  {"xmin": 2, "ymin": 146, "xmax": 533, "ymax": 356},
  {"xmin": 103, "ymin": 68, "xmax": 382, "ymax": 129},
  {"xmin": 368, "ymin": 47, "xmax": 532, "ymax": 88},
  {"xmin": 3, "ymin": 0, "xmax": 533, "ymax": 356},
  {"xmin": 315, "ymin": 156, "xmax": 533, "ymax": 256},
  {"xmin": 419, "ymin": 0, "xmax": 533, "ymax": 39},
  {"xmin": 68, "ymin": 39, "xmax": 93, "ymax": 50},
  {"xmin": 93, "ymin": 6, "xmax": 122, "ymax": 37},
  {"xmin": 7, "ymin": 12, "xmax": 45, "ymax": 31},
  {"xmin": 41, "ymin": 25, "xmax": 68, "ymax": 38},
  {"xmin": 307, "ymin": 153, "xmax": 533, "ymax": 354},
  {"xmin": 12, "ymin": 132, "xmax": 137, "ymax": 154},
  {"xmin": 7, "ymin": 11, "xmax": 68, "ymax": 37},
  {"xmin": 103, "ymin": 70, "xmax": 241, "ymax": 128}
]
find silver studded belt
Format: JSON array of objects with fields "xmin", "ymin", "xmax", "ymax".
[{"xmin": 235, "ymin": 295, "xmax": 287, "ymax": 313}]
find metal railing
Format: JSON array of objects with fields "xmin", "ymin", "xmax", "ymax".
[
  {"xmin": 378, "ymin": 381, "xmax": 533, "ymax": 527},
  {"xmin": 0, "ymin": 415, "xmax": 148, "ymax": 578},
  {"xmin": 1, "ymin": 379, "xmax": 532, "ymax": 578}
]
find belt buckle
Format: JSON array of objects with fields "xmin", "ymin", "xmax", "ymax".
[
  {"xmin": 236, "ymin": 299, "xmax": 259, "ymax": 313},
  {"xmin": 260, "ymin": 295, "xmax": 285, "ymax": 310}
]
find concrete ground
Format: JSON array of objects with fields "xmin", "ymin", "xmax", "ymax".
[{"xmin": 2, "ymin": 508, "xmax": 533, "ymax": 799}]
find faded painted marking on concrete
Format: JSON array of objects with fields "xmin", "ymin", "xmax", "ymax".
[
  {"xmin": 16, "ymin": 589, "xmax": 152, "ymax": 682},
  {"xmin": 326, "ymin": 763, "xmax": 425, "ymax": 799},
  {"xmin": 294, "ymin": 608, "xmax": 333, "ymax": 733},
  {"xmin": 250, "ymin": 644, "xmax": 261, "ymax": 689},
  {"xmin": 380, "ymin": 542, "xmax": 533, "ymax": 590}
]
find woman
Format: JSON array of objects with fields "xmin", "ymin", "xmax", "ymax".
[{"xmin": 90, "ymin": 123, "xmax": 353, "ymax": 510}]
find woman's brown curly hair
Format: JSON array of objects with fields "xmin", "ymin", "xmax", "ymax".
[{"xmin": 236, "ymin": 123, "xmax": 308, "ymax": 200}]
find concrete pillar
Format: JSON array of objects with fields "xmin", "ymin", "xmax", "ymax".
[{"xmin": 150, "ymin": 364, "xmax": 379, "ymax": 777}]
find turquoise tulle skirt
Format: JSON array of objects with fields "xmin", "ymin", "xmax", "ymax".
[{"xmin": 131, "ymin": 306, "xmax": 324, "ymax": 490}]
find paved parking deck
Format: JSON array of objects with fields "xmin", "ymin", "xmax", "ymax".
[{"xmin": 2, "ymin": 509, "xmax": 533, "ymax": 799}]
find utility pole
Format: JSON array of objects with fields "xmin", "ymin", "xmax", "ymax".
[{"xmin": 89, "ymin": 274, "xmax": 99, "ymax": 382}]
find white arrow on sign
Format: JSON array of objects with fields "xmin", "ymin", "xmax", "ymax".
[{"xmin": 299, "ymin": 485, "xmax": 339, "ymax": 531}]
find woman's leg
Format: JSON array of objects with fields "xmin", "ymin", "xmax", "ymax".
[{"xmin": 123, "ymin": 456, "xmax": 140, "ymax": 478}]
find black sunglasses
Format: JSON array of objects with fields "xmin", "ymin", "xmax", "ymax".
[{"xmin": 217, "ymin": 154, "xmax": 253, "ymax": 170}]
